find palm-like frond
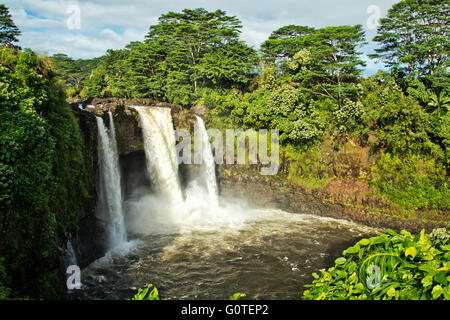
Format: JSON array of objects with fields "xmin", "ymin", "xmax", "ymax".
[{"xmin": 358, "ymin": 252, "xmax": 402, "ymax": 289}]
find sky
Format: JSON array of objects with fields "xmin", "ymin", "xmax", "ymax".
[{"xmin": 5, "ymin": 0, "xmax": 400, "ymax": 75}]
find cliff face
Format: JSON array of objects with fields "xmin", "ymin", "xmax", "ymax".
[
  {"xmin": 70, "ymin": 105, "xmax": 107, "ymax": 268},
  {"xmin": 219, "ymin": 156, "xmax": 449, "ymax": 234}
]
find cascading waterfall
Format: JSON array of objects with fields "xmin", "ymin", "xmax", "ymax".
[
  {"xmin": 134, "ymin": 107, "xmax": 183, "ymax": 204},
  {"xmin": 96, "ymin": 114, "xmax": 127, "ymax": 249},
  {"xmin": 195, "ymin": 115, "xmax": 219, "ymax": 208},
  {"xmin": 63, "ymin": 239, "xmax": 78, "ymax": 268}
]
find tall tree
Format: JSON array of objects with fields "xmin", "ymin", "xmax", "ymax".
[
  {"xmin": 125, "ymin": 40, "xmax": 167, "ymax": 99},
  {"xmin": 145, "ymin": 8, "xmax": 251, "ymax": 95},
  {"xmin": 288, "ymin": 25, "xmax": 367, "ymax": 107},
  {"xmin": 50, "ymin": 54, "xmax": 82, "ymax": 88},
  {"xmin": 261, "ymin": 25, "xmax": 315, "ymax": 67},
  {"xmin": 371, "ymin": 0, "xmax": 449, "ymax": 76},
  {"xmin": 81, "ymin": 49, "xmax": 131, "ymax": 98},
  {"xmin": 50, "ymin": 54, "xmax": 101, "ymax": 97},
  {"xmin": 0, "ymin": 4, "xmax": 21, "ymax": 49}
]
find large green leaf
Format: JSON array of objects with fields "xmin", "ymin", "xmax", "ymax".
[{"xmin": 405, "ymin": 247, "xmax": 418, "ymax": 260}]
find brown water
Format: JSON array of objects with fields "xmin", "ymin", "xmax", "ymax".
[{"xmin": 72, "ymin": 209, "xmax": 380, "ymax": 300}]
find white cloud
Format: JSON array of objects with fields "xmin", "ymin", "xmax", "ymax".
[{"xmin": 4, "ymin": 0, "xmax": 399, "ymax": 72}]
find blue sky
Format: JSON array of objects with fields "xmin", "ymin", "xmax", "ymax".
[{"xmin": 5, "ymin": 0, "xmax": 400, "ymax": 75}]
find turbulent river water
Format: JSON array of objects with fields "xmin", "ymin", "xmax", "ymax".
[{"xmin": 72, "ymin": 207, "xmax": 380, "ymax": 300}]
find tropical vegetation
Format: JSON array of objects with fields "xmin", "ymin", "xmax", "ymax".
[
  {"xmin": 0, "ymin": 0, "xmax": 448, "ymax": 299},
  {"xmin": 303, "ymin": 223, "xmax": 450, "ymax": 300}
]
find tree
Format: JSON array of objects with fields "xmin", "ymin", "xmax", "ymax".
[
  {"xmin": 79, "ymin": 8, "xmax": 257, "ymax": 103},
  {"xmin": 50, "ymin": 54, "xmax": 82, "ymax": 87},
  {"xmin": 125, "ymin": 40, "xmax": 167, "ymax": 99},
  {"xmin": 0, "ymin": 5, "xmax": 21, "ymax": 49},
  {"xmin": 80, "ymin": 49, "xmax": 131, "ymax": 99},
  {"xmin": 197, "ymin": 41, "xmax": 258, "ymax": 89},
  {"xmin": 0, "ymin": 48, "xmax": 92, "ymax": 298},
  {"xmin": 371, "ymin": 0, "xmax": 450, "ymax": 76},
  {"xmin": 288, "ymin": 25, "xmax": 367, "ymax": 108},
  {"xmin": 145, "ymin": 8, "xmax": 255, "ymax": 99},
  {"xmin": 51, "ymin": 54, "xmax": 101, "ymax": 97},
  {"xmin": 261, "ymin": 25, "xmax": 315, "ymax": 68}
]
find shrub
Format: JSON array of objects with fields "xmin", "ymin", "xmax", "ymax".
[
  {"xmin": 303, "ymin": 228, "xmax": 450, "ymax": 300},
  {"xmin": 0, "ymin": 48, "xmax": 93, "ymax": 298},
  {"xmin": 370, "ymin": 153, "xmax": 449, "ymax": 211},
  {"xmin": 130, "ymin": 284, "xmax": 160, "ymax": 300}
]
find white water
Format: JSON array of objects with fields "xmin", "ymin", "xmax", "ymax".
[
  {"xmin": 134, "ymin": 107, "xmax": 183, "ymax": 204},
  {"xmin": 96, "ymin": 115, "xmax": 127, "ymax": 249},
  {"xmin": 195, "ymin": 115, "xmax": 219, "ymax": 208},
  {"xmin": 63, "ymin": 239, "xmax": 78, "ymax": 268}
]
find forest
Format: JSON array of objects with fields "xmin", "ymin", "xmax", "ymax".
[{"xmin": 0, "ymin": 0, "xmax": 449, "ymax": 300}]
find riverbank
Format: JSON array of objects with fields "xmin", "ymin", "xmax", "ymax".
[{"xmin": 219, "ymin": 164, "xmax": 448, "ymax": 234}]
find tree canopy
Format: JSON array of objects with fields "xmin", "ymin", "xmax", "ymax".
[
  {"xmin": 0, "ymin": 4, "xmax": 21, "ymax": 49},
  {"xmin": 371, "ymin": 0, "xmax": 449, "ymax": 77},
  {"xmin": 80, "ymin": 8, "xmax": 258, "ymax": 105}
]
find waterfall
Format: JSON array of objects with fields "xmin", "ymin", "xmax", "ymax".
[
  {"xmin": 134, "ymin": 107, "xmax": 183, "ymax": 204},
  {"xmin": 63, "ymin": 239, "xmax": 78, "ymax": 268},
  {"xmin": 195, "ymin": 115, "xmax": 219, "ymax": 207},
  {"xmin": 96, "ymin": 114, "xmax": 127, "ymax": 249}
]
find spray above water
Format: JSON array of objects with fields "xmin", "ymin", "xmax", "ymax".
[
  {"xmin": 96, "ymin": 113, "xmax": 127, "ymax": 249},
  {"xmin": 97, "ymin": 107, "xmax": 274, "ymax": 238}
]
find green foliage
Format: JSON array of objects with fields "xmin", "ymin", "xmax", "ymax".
[
  {"xmin": 204, "ymin": 84, "xmax": 326, "ymax": 145},
  {"xmin": 370, "ymin": 153, "xmax": 449, "ymax": 211},
  {"xmin": 430, "ymin": 226, "xmax": 450, "ymax": 247},
  {"xmin": 81, "ymin": 63, "xmax": 108, "ymax": 98},
  {"xmin": 81, "ymin": 49, "xmax": 132, "ymax": 99},
  {"xmin": 361, "ymin": 73, "xmax": 443, "ymax": 158},
  {"xmin": 267, "ymin": 84, "xmax": 325, "ymax": 144},
  {"xmin": 130, "ymin": 284, "xmax": 161, "ymax": 300},
  {"xmin": 0, "ymin": 48, "xmax": 92, "ymax": 298},
  {"xmin": 303, "ymin": 228, "xmax": 450, "ymax": 300},
  {"xmin": 81, "ymin": 8, "xmax": 257, "ymax": 105},
  {"xmin": 0, "ymin": 4, "xmax": 21, "ymax": 49},
  {"xmin": 229, "ymin": 293, "xmax": 246, "ymax": 300},
  {"xmin": 285, "ymin": 25, "xmax": 367, "ymax": 108},
  {"xmin": 50, "ymin": 53, "xmax": 100, "ymax": 97},
  {"xmin": 333, "ymin": 99, "xmax": 366, "ymax": 134},
  {"xmin": 371, "ymin": 0, "xmax": 449, "ymax": 77},
  {"xmin": 261, "ymin": 25, "xmax": 315, "ymax": 69},
  {"xmin": 284, "ymin": 144, "xmax": 329, "ymax": 190}
]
